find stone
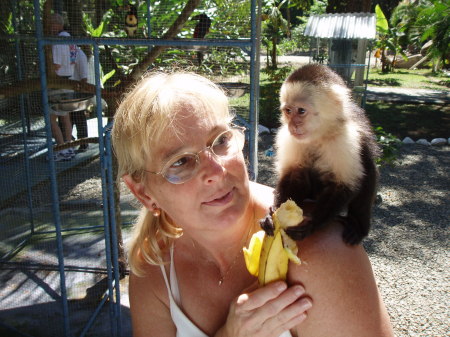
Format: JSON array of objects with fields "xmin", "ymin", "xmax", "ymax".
[
  {"xmin": 430, "ymin": 138, "xmax": 447, "ymax": 146},
  {"xmin": 416, "ymin": 139, "xmax": 430, "ymax": 146},
  {"xmin": 402, "ymin": 137, "xmax": 415, "ymax": 144},
  {"xmin": 258, "ymin": 124, "xmax": 270, "ymax": 135}
]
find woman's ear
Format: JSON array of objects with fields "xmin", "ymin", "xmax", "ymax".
[{"xmin": 122, "ymin": 174, "xmax": 155, "ymax": 210}]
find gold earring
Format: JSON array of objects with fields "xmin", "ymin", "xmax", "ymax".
[{"xmin": 152, "ymin": 203, "xmax": 161, "ymax": 217}]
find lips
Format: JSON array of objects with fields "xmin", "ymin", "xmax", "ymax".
[{"xmin": 202, "ymin": 188, "xmax": 234, "ymax": 206}]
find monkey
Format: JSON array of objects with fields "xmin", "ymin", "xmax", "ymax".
[
  {"xmin": 124, "ymin": 4, "xmax": 138, "ymax": 37},
  {"xmin": 266, "ymin": 64, "xmax": 380, "ymax": 245}
]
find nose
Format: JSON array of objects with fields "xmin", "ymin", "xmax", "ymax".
[
  {"xmin": 198, "ymin": 148, "xmax": 226, "ymax": 184},
  {"xmin": 292, "ymin": 113, "xmax": 303, "ymax": 125}
]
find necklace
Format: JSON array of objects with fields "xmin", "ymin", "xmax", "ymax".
[
  {"xmin": 218, "ymin": 249, "xmax": 242, "ymax": 286},
  {"xmin": 191, "ymin": 202, "xmax": 256, "ymax": 286},
  {"xmin": 217, "ymin": 206, "xmax": 255, "ymax": 286}
]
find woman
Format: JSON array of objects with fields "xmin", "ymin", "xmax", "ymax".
[{"xmin": 112, "ymin": 72, "xmax": 394, "ymax": 337}]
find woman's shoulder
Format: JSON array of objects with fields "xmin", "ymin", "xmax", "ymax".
[
  {"xmin": 250, "ymin": 181, "xmax": 275, "ymax": 210},
  {"xmin": 129, "ymin": 262, "xmax": 167, "ymax": 300},
  {"xmin": 288, "ymin": 224, "xmax": 394, "ymax": 336},
  {"xmin": 129, "ymin": 262, "xmax": 178, "ymax": 336}
]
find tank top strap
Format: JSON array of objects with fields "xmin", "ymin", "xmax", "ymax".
[
  {"xmin": 159, "ymin": 245, "xmax": 181, "ymax": 305},
  {"xmin": 169, "ymin": 244, "xmax": 181, "ymax": 304}
]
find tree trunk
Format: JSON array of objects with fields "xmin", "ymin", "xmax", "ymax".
[
  {"xmin": 271, "ymin": 37, "xmax": 277, "ymax": 69},
  {"xmin": 129, "ymin": 0, "xmax": 202, "ymax": 81}
]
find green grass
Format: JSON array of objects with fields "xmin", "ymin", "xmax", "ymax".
[
  {"xmin": 365, "ymin": 102, "xmax": 450, "ymax": 140},
  {"xmin": 367, "ymin": 68, "xmax": 450, "ymax": 90}
]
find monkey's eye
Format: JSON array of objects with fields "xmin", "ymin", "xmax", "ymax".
[
  {"xmin": 297, "ymin": 107, "xmax": 306, "ymax": 115},
  {"xmin": 284, "ymin": 107, "xmax": 292, "ymax": 115}
]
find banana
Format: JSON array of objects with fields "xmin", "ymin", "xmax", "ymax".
[{"xmin": 243, "ymin": 200, "xmax": 303, "ymax": 286}]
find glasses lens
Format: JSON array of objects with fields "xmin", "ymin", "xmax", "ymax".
[
  {"xmin": 211, "ymin": 129, "xmax": 244, "ymax": 157},
  {"xmin": 164, "ymin": 154, "xmax": 199, "ymax": 184},
  {"xmin": 160, "ymin": 127, "xmax": 245, "ymax": 184}
]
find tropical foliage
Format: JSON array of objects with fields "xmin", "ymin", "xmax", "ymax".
[{"xmin": 384, "ymin": 0, "xmax": 449, "ymax": 71}]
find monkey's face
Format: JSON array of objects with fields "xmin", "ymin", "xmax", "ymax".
[
  {"xmin": 280, "ymin": 101, "xmax": 311, "ymax": 139},
  {"xmin": 279, "ymin": 83, "xmax": 321, "ymax": 142},
  {"xmin": 280, "ymin": 80, "xmax": 347, "ymax": 142}
]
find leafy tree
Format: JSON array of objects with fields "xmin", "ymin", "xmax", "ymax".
[
  {"xmin": 415, "ymin": 0, "xmax": 449, "ymax": 70},
  {"xmin": 326, "ymin": 0, "xmax": 371, "ymax": 13},
  {"xmin": 390, "ymin": 0, "xmax": 449, "ymax": 71},
  {"xmin": 371, "ymin": 0, "xmax": 401, "ymax": 21},
  {"xmin": 375, "ymin": 4, "xmax": 407, "ymax": 73},
  {"xmin": 262, "ymin": 0, "xmax": 289, "ymax": 69},
  {"xmin": 261, "ymin": 0, "xmax": 312, "ymax": 69}
]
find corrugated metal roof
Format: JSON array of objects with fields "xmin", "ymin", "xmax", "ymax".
[{"xmin": 304, "ymin": 13, "xmax": 376, "ymax": 40}]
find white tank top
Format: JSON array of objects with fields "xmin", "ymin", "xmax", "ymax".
[{"xmin": 160, "ymin": 246, "xmax": 293, "ymax": 337}]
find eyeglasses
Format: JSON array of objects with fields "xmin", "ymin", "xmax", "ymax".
[{"xmin": 146, "ymin": 126, "xmax": 246, "ymax": 184}]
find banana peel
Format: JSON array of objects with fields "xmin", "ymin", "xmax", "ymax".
[{"xmin": 243, "ymin": 200, "xmax": 303, "ymax": 286}]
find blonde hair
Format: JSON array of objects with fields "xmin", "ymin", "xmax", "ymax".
[{"xmin": 112, "ymin": 72, "xmax": 233, "ymax": 275}]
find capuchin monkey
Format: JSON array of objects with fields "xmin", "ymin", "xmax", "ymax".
[
  {"xmin": 124, "ymin": 5, "xmax": 138, "ymax": 37},
  {"xmin": 267, "ymin": 64, "xmax": 380, "ymax": 245}
]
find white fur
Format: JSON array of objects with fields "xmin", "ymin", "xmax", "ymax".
[{"xmin": 275, "ymin": 111, "xmax": 364, "ymax": 191}]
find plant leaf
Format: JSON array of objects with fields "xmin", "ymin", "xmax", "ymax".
[{"xmin": 375, "ymin": 4, "xmax": 389, "ymax": 33}]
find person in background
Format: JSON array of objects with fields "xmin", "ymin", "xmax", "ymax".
[
  {"xmin": 111, "ymin": 72, "xmax": 394, "ymax": 337},
  {"xmin": 69, "ymin": 45, "xmax": 89, "ymax": 152},
  {"xmin": 48, "ymin": 13, "xmax": 76, "ymax": 161}
]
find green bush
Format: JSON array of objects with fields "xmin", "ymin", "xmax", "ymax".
[
  {"xmin": 259, "ymin": 67, "xmax": 292, "ymax": 127},
  {"xmin": 374, "ymin": 126, "xmax": 401, "ymax": 167}
]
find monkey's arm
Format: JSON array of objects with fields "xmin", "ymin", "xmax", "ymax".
[
  {"xmin": 344, "ymin": 142, "xmax": 379, "ymax": 244},
  {"xmin": 258, "ymin": 167, "xmax": 312, "ymax": 236},
  {"xmin": 274, "ymin": 167, "xmax": 313, "ymax": 208},
  {"xmin": 284, "ymin": 177, "xmax": 353, "ymax": 241}
]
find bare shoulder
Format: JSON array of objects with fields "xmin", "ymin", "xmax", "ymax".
[
  {"xmin": 288, "ymin": 224, "xmax": 394, "ymax": 337},
  {"xmin": 129, "ymin": 263, "xmax": 176, "ymax": 337},
  {"xmin": 250, "ymin": 181, "xmax": 275, "ymax": 211}
]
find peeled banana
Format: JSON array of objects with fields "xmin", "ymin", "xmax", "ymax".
[{"xmin": 243, "ymin": 200, "xmax": 303, "ymax": 286}]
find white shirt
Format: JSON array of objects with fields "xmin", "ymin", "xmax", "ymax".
[
  {"xmin": 52, "ymin": 31, "xmax": 75, "ymax": 77},
  {"xmin": 70, "ymin": 47, "xmax": 88, "ymax": 81}
]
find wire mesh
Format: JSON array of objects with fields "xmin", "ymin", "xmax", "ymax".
[{"xmin": 0, "ymin": 0, "xmax": 260, "ymax": 336}]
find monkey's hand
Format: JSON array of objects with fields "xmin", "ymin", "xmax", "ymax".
[
  {"xmin": 283, "ymin": 200, "xmax": 315, "ymax": 241},
  {"xmin": 284, "ymin": 217, "xmax": 313, "ymax": 241},
  {"xmin": 259, "ymin": 206, "xmax": 276, "ymax": 236}
]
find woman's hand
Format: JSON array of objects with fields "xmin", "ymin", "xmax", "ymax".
[{"xmin": 216, "ymin": 282, "xmax": 312, "ymax": 337}]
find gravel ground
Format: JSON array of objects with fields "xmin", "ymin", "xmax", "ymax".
[{"xmin": 257, "ymin": 134, "xmax": 450, "ymax": 337}]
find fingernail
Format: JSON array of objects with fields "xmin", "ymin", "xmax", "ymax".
[
  {"xmin": 294, "ymin": 286, "xmax": 305, "ymax": 296},
  {"xmin": 302, "ymin": 299, "xmax": 313, "ymax": 310},
  {"xmin": 277, "ymin": 282, "xmax": 287, "ymax": 292}
]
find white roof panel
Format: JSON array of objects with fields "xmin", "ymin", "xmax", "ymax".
[{"xmin": 304, "ymin": 13, "xmax": 376, "ymax": 39}]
